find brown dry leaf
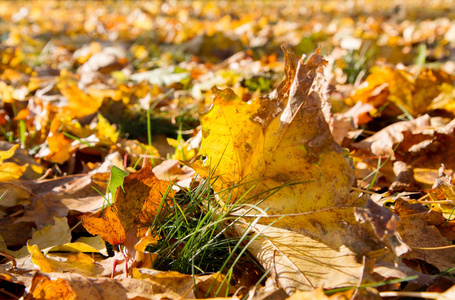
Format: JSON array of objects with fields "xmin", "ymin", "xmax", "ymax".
[
  {"xmin": 132, "ymin": 268, "xmax": 235, "ymax": 298},
  {"xmin": 353, "ymin": 116, "xmax": 455, "ymax": 188},
  {"xmin": 152, "ymin": 159, "xmax": 197, "ymax": 188},
  {"xmin": 196, "ymin": 49, "xmax": 378, "ymax": 293},
  {"xmin": 353, "ymin": 114, "xmax": 431, "ymax": 158},
  {"xmin": 17, "ymin": 173, "xmax": 109, "ymax": 228},
  {"xmin": 395, "ymin": 199, "xmax": 455, "ymax": 271},
  {"xmin": 355, "ymin": 198, "xmax": 410, "ymax": 256},
  {"xmin": 82, "ymin": 205, "xmax": 126, "ymax": 245},
  {"xmin": 115, "ymin": 161, "xmax": 174, "ymax": 235},
  {"xmin": 9, "ymin": 217, "xmax": 71, "ymax": 258},
  {"xmin": 0, "ymin": 217, "xmax": 34, "ymax": 249}
]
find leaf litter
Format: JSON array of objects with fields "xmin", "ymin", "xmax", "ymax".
[{"xmin": 1, "ymin": 1, "xmax": 455, "ymax": 299}]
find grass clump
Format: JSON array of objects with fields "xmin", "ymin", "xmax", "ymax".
[{"xmin": 148, "ymin": 175, "xmax": 264, "ymax": 284}]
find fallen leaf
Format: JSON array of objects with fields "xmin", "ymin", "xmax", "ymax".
[
  {"xmin": 82, "ymin": 205, "xmax": 126, "ymax": 245},
  {"xmin": 0, "ymin": 141, "xmax": 45, "ymax": 180},
  {"xmin": 349, "ymin": 66, "xmax": 454, "ymax": 118},
  {"xmin": 353, "ymin": 114, "xmax": 431, "ymax": 158},
  {"xmin": 355, "ymin": 198, "xmax": 410, "ymax": 256},
  {"xmin": 26, "ymin": 271, "xmax": 210, "ymax": 300},
  {"xmin": 47, "ymin": 236, "xmax": 108, "ymax": 257},
  {"xmin": 0, "ymin": 144, "xmax": 28, "ymax": 181},
  {"xmin": 27, "ymin": 274, "xmax": 75, "ymax": 300},
  {"xmin": 28, "ymin": 244, "xmax": 104, "ymax": 277},
  {"xmin": 16, "ymin": 173, "xmax": 109, "ymax": 228},
  {"xmin": 152, "ymin": 159, "xmax": 196, "ymax": 187},
  {"xmin": 196, "ymin": 49, "xmax": 377, "ymax": 292},
  {"xmin": 198, "ymin": 48, "xmax": 355, "ymax": 220},
  {"xmin": 395, "ymin": 199, "xmax": 455, "ymax": 271},
  {"xmin": 82, "ymin": 162, "xmax": 174, "ymax": 246}
]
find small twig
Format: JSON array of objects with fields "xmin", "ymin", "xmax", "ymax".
[
  {"xmin": 415, "ymin": 200, "xmax": 455, "ymax": 205},
  {"xmin": 0, "ymin": 251, "xmax": 17, "ymax": 268},
  {"xmin": 8, "ymin": 209, "xmax": 24, "ymax": 217},
  {"xmin": 36, "ymin": 168, "xmax": 53, "ymax": 181},
  {"xmin": 412, "ymin": 245, "xmax": 455, "ymax": 250},
  {"xmin": 120, "ymin": 247, "xmax": 129, "ymax": 278},
  {"xmin": 180, "ymin": 285, "xmax": 194, "ymax": 300},
  {"xmin": 0, "ymin": 288, "xmax": 20, "ymax": 300},
  {"xmin": 351, "ymin": 187, "xmax": 377, "ymax": 195},
  {"xmin": 112, "ymin": 259, "xmax": 119, "ymax": 279},
  {"xmin": 379, "ymin": 291, "xmax": 440, "ymax": 299},
  {"xmin": 416, "ymin": 193, "xmax": 430, "ymax": 201}
]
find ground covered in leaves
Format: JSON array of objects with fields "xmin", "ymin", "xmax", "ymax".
[{"xmin": 1, "ymin": 1, "xmax": 455, "ymax": 299}]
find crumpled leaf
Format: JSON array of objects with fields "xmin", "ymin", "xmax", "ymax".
[
  {"xmin": 197, "ymin": 48, "xmax": 354, "ymax": 219},
  {"xmin": 355, "ymin": 198, "xmax": 410, "ymax": 256},
  {"xmin": 348, "ymin": 65, "xmax": 454, "ymax": 119},
  {"xmin": 152, "ymin": 159, "xmax": 196, "ymax": 188},
  {"xmin": 196, "ymin": 49, "xmax": 377, "ymax": 292},
  {"xmin": 395, "ymin": 199, "xmax": 455, "ymax": 271},
  {"xmin": 353, "ymin": 115, "xmax": 455, "ymax": 188},
  {"xmin": 132, "ymin": 268, "xmax": 235, "ymax": 298}
]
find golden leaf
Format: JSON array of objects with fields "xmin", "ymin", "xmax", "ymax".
[
  {"xmin": 0, "ymin": 144, "xmax": 28, "ymax": 181},
  {"xmin": 196, "ymin": 49, "xmax": 377, "ymax": 292},
  {"xmin": 28, "ymin": 244, "xmax": 103, "ymax": 277},
  {"xmin": 198, "ymin": 48, "xmax": 354, "ymax": 220}
]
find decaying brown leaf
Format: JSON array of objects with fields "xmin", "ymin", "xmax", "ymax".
[
  {"xmin": 355, "ymin": 198, "xmax": 410, "ymax": 256},
  {"xmin": 395, "ymin": 199, "xmax": 455, "ymax": 271}
]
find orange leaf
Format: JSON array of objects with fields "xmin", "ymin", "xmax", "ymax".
[
  {"xmin": 82, "ymin": 206, "xmax": 126, "ymax": 245},
  {"xmin": 82, "ymin": 162, "xmax": 174, "ymax": 245},
  {"xmin": 43, "ymin": 133, "xmax": 72, "ymax": 164},
  {"xmin": 115, "ymin": 161, "xmax": 174, "ymax": 233},
  {"xmin": 30, "ymin": 274, "xmax": 75, "ymax": 300}
]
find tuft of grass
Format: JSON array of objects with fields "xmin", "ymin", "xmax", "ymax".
[{"xmin": 147, "ymin": 171, "xmax": 269, "ymax": 296}]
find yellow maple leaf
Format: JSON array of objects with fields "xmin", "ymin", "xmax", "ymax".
[
  {"xmin": 197, "ymin": 48, "xmax": 354, "ymax": 218},
  {"xmin": 194, "ymin": 49, "xmax": 377, "ymax": 292}
]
